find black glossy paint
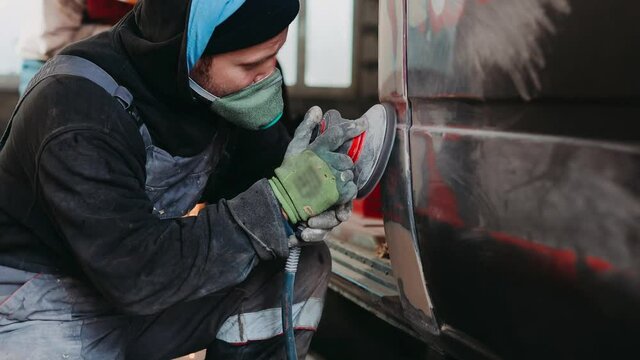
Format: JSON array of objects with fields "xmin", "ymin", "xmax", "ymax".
[
  {"xmin": 380, "ymin": 0, "xmax": 640, "ymax": 358},
  {"xmin": 406, "ymin": 0, "xmax": 640, "ymax": 100},
  {"xmin": 417, "ymin": 216, "xmax": 640, "ymax": 359},
  {"xmin": 409, "ymin": 122, "xmax": 640, "ymax": 358}
]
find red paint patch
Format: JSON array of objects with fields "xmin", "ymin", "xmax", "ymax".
[
  {"xmin": 348, "ymin": 132, "xmax": 366, "ymax": 163},
  {"xmin": 490, "ymin": 231, "xmax": 614, "ymax": 277}
]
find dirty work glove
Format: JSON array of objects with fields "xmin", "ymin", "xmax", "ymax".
[
  {"xmin": 289, "ymin": 202, "xmax": 353, "ymax": 247},
  {"xmin": 269, "ymin": 106, "xmax": 367, "ymax": 224}
]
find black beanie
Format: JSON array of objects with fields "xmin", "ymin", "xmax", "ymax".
[{"xmin": 204, "ymin": 0, "xmax": 300, "ymax": 55}]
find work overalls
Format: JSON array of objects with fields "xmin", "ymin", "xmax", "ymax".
[{"xmin": 0, "ymin": 55, "xmax": 329, "ymax": 359}]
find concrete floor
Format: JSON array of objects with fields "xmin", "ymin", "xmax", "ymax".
[{"xmin": 310, "ymin": 289, "xmax": 433, "ymax": 360}]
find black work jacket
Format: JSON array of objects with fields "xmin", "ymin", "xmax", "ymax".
[{"xmin": 0, "ymin": 6, "xmax": 291, "ymax": 315}]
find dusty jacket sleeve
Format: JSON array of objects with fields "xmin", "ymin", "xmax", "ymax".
[{"xmin": 36, "ymin": 129, "xmax": 289, "ymax": 315}]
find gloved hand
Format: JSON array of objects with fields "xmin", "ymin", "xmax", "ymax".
[
  {"xmin": 288, "ymin": 201, "xmax": 353, "ymax": 247},
  {"xmin": 269, "ymin": 106, "xmax": 366, "ymax": 224}
]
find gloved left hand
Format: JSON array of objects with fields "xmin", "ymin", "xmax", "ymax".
[
  {"xmin": 269, "ymin": 107, "xmax": 366, "ymax": 224},
  {"xmin": 288, "ymin": 201, "xmax": 353, "ymax": 247}
]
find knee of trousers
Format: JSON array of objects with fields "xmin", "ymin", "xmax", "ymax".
[
  {"xmin": 214, "ymin": 244, "xmax": 332, "ymax": 345},
  {"xmin": 297, "ymin": 242, "xmax": 332, "ymax": 289}
]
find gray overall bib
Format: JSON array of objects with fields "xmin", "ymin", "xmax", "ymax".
[{"xmin": 0, "ymin": 55, "xmax": 329, "ymax": 359}]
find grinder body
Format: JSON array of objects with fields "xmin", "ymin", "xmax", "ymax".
[
  {"xmin": 284, "ymin": 104, "xmax": 396, "ymax": 360},
  {"xmin": 312, "ymin": 103, "xmax": 396, "ymax": 199}
]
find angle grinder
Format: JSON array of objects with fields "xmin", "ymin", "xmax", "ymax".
[
  {"xmin": 312, "ymin": 103, "xmax": 397, "ymax": 199},
  {"xmin": 283, "ymin": 103, "xmax": 397, "ymax": 360}
]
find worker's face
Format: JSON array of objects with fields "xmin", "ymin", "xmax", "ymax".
[{"xmin": 190, "ymin": 29, "xmax": 288, "ymax": 97}]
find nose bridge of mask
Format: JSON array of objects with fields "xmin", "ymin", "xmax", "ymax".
[
  {"xmin": 252, "ymin": 68, "xmax": 277, "ymax": 86},
  {"xmin": 231, "ymin": 68, "xmax": 281, "ymax": 98}
]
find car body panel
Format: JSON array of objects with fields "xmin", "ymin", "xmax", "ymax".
[
  {"xmin": 379, "ymin": 0, "xmax": 439, "ymax": 336},
  {"xmin": 380, "ymin": 0, "xmax": 640, "ymax": 358}
]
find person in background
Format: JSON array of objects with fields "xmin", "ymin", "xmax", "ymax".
[{"xmin": 17, "ymin": 0, "xmax": 133, "ymax": 94}]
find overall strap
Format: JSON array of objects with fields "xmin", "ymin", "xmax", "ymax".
[{"xmin": 1, "ymin": 55, "xmax": 136, "ymax": 151}]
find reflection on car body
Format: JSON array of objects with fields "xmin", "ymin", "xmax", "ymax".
[{"xmin": 372, "ymin": 0, "xmax": 640, "ymax": 359}]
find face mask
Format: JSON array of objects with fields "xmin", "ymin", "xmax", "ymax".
[{"xmin": 189, "ymin": 68, "xmax": 284, "ymax": 131}]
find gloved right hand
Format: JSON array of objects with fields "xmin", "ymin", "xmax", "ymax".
[
  {"xmin": 269, "ymin": 106, "xmax": 367, "ymax": 224},
  {"xmin": 288, "ymin": 201, "xmax": 353, "ymax": 247}
]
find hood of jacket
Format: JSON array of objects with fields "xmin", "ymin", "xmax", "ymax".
[{"xmin": 61, "ymin": 0, "xmax": 249, "ymax": 156}]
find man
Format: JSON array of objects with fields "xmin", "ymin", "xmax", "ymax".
[{"xmin": 0, "ymin": 0, "xmax": 363, "ymax": 358}]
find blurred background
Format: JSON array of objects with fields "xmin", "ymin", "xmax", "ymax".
[{"xmin": 0, "ymin": 0, "xmax": 380, "ymax": 131}]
